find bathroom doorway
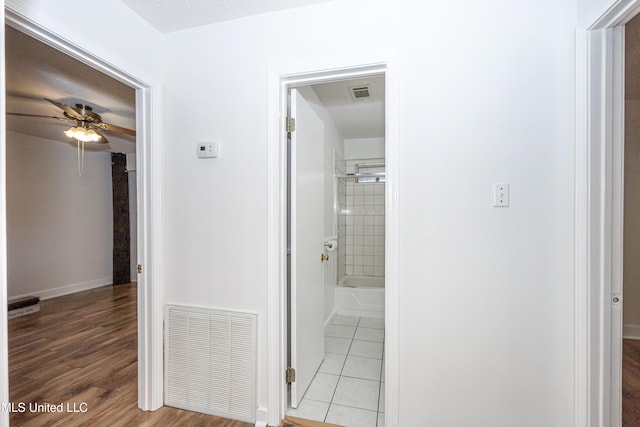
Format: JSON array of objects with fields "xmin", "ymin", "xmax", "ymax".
[{"xmin": 286, "ymin": 75, "xmax": 386, "ymax": 426}]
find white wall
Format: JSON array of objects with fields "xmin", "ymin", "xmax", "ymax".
[
  {"xmin": 6, "ymin": 132, "xmax": 113, "ymax": 299},
  {"xmin": 578, "ymin": 0, "xmax": 603, "ymax": 24},
  {"xmin": 162, "ymin": 0, "xmax": 576, "ymax": 425},
  {"xmin": 345, "ymin": 137, "xmax": 385, "ymax": 159}
]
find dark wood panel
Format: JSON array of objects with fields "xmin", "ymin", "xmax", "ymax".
[
  {"xmin": 8, "ymin": 284, "xmax": 253, "ymax": 426},
  {"xmin": 111, "ymin": 152, "xmax": 131, "ymax": 286}
]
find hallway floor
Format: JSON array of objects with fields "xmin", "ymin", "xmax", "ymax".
[
  {"xmin": 287, "ymin": 314, "xmax": 385, "ymax": 427},
  {"xmin": 8, "ymin": 283, "xmax": 252, "ymax": 426}
]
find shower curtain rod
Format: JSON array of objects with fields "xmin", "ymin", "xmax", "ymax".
[
  {"xmin": 335, "ymin": 172, "xmax": 386, "ymax": 179},
  {"xmin": 354, "ymin": 162, "xmax": 385, "ymax": 168}
]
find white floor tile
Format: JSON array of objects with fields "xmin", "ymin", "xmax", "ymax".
[
  {"xmin": 325, "ymin": 404, "xmax": 378, "ymax": 427},
  {"xmin": 318, "ymin": 353, "xmax": 347, "ymax": 375},
  {"xmin": 304, "ymin": 373, "xmax": 339, "ymax": 403},
  {"xmin": 332, "ymin": 314, "xmax": 360, "ymax": 326},
  {"xmin": 295, "ymin": 307, "xmax": 386, "ymax": 427},
  {"xmin": 325, "ymin": 336, "xmax": 352, "ymax": 355},
  {"xmin": 355, "ymin": 327, "xmax": 385, "ymax": 342},
  {"xmin": 359, "ymin": 317, "xmax": 384, "ymax": 329},
  {"xmin": 332, "ymin": 376, "xmax": 380, "ymax": 411},
  {"xmin": 341, "ymin": 355, "xmax": 382, "ymax": 381},
  {"xmin": 287, "ymin": 398, "xmax": 329, "ymax": 422},
  {"xmin": 326, "ymin": 324, "xmax": 356, "ymax": 339},
  {"xmin": 349, "ymin": 339, "xmax": 383, "ymax": 359}
]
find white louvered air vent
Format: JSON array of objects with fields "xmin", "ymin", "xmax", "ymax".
[
  {"xmin": 165, "ymin": 304, "xmax": 257, "ymax": 423},
  {"xmin": 349, "ymin": 85, "xmax": 371, "ymax": 101}
]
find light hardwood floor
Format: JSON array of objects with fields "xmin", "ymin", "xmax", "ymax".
[{"xmin": 8, "ymin": 283, "xmax": 253, "ymax": 426}]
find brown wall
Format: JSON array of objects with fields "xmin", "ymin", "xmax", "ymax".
[{"xmin": 624, "ymin": 14, "xmax": 640, "ymax": 332}]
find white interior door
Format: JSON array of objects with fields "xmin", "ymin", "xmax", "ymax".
[{"xmin": 290, "ymin": 88, "xmax": 325, "ymax": 408}]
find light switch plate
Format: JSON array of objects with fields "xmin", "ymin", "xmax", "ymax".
[{"xmin": 493, "ymin": 183, "xmax": 509, "ymax": 207}]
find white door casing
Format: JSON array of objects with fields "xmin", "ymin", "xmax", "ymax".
[{"xmin": 289, "ymin": 88, "xmax": 326, "ymax": 408}]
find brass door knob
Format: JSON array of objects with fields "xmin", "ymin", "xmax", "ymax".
[{"xmin": 320, "ymin": 254, "xmax": 329, "ymax": 261}]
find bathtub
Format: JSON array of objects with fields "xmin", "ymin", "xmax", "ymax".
[{"xmin": 335, "ymin": 275, "xmax": 384, "ymax": 318}]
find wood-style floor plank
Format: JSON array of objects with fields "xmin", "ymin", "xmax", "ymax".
[
  {"xmin": 624, "ymin": 338, "xmax": 640, "ymax": 425},
  {"xmin": 8, "ymin": 283, "xmax": 253, "ymax": 427}
]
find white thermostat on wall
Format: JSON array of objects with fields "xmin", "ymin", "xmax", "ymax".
[{"xmin": 197, "ymin": 142, "xmax": 218, "ymax": 158}]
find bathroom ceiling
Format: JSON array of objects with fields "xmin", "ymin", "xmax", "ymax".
[
  {"xmin": 5, "ymin": 25, "xmax": 136, "ymax": 154},
  {"xmin": 311, "ymin": 76, "xmax": 385, "ymax": 139}
]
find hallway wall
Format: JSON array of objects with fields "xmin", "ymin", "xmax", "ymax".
[
  {"xmin": 161, "ymin": 1, "xmax": 576, "ymax": 425},
  {"xmin": 6, "ymin": 0, "xmax": 578, "ymax": 425}
]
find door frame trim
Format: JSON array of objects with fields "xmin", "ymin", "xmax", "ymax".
[
  {"xmin": 266, "ymin": 53, "xmax": 398, "ymax": 426},
  {"xmin": 576, "ymin": 1, "xmax": 640, "ymax": 425},
  {"xmin": 0, "ymin": 8, "xmax": 164, "ymax": 420}
]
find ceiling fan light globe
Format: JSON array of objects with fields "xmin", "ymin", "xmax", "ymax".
[
  {"xmin": 85, "ymin": 129, "xmax": 101, "ymax": 142},
  {"xmin": 64, "ymin": 126, "xmax": 80, "ymax": 139},
  {"xmin": 64, "ymin": 126, "xmax": 101, "ymax": 143}
]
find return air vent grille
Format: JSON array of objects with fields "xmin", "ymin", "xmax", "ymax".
[
  {"xmin": 349, "ymin": 85, "xmax": 371, "ymax": 101},
  {"xmin": 165, "ymin": 304, "xmax": 257, "ymax": 423}
]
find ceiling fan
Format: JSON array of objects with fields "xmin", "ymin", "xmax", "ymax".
[
  {"xmin": 7, "ymin": 98, "xmax": 136, "ymax": 176},
  {"xmin": 7, "ymin": 98, "xmax": 136, "ymax": 144}
]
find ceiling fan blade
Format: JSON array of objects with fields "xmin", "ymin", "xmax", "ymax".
[
  {"xmin": 100, "ymin": 122, "xmax": 136, "ymax": 137},
  {"xmin": 6, "ymin": 112, "xmax": 74, "ymax": 123},
  {"xmin": 44, "ymin": 98, "xmax": 84, "ymax": 120}
]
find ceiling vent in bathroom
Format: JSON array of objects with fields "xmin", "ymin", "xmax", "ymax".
[{"xmin": 349, "ymin": 85, "xmax": 371, "ymax": 101}]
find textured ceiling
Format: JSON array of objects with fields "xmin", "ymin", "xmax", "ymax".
[
  {"xmin": 120, "ymin": 0, "xmax": 332, "ymax": 33},
  {"xmin": 311, "ymin": 76, "xmax": 385, "ymax": 139},
  {"xmin": 5, "ymin": 25, "xmax": 136, "ymax": 154}
]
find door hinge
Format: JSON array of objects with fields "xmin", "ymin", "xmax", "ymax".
[
  {"xmin": 286, "ymin": 367, "xmax": 296, "ymax": 384},
  {"xmin": 286, "ymin": 117, "xmax": 296, "ymax": 134},
  {"xmin": 137, "ymin": 264, "xmax": 142, "ymax": 274}
]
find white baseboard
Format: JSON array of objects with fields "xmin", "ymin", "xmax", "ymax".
[
  {"xmin": 624, "ymin": 324, "xmax": 640, "ymax": 340},
  {"xmin": 325, "ymin": 308, "xmax": 338, "ymax": 329},
  {"xmin": 255, "ymin": 406, "xmax": 268, "ymax": 427},
  {"xmin": 9, "ymin": 277, "xmax": 113, "ymax": 302}
]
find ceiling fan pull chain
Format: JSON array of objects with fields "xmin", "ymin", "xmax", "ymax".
[
  {"xmin": 82, "ymin": 140, "xmax": 85, "ymax": 176},
  {"xmin": 77, "ymin": 139, "xmax": 85, "ymax": 176}
]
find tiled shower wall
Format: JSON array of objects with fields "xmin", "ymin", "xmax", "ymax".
[{"xmin": 337, "ymin": 158, "xmax": 385, "ymax": 279}]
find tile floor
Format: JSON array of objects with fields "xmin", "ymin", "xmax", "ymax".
[{"xmin": 287, "ymin": 314, "xmax": 385, "ymax": 427}]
